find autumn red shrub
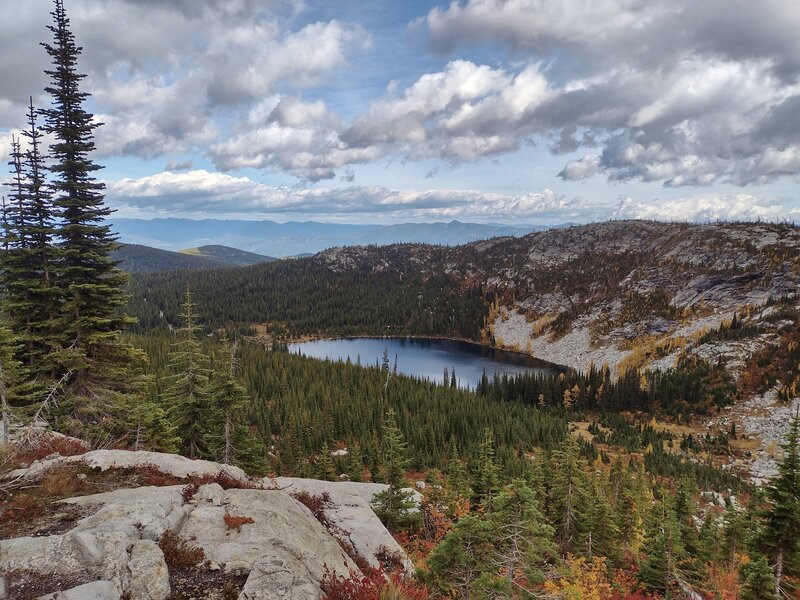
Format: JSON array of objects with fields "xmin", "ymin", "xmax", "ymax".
[
  {"xmin": 13, "ymin": 433, "xmax": 89, "ymax": 463},
  {"xmin": 158, "ymin": 530, "xmax": 205, "ymax": 567},
  {"xmin": 136, "ymin": 464, "xmax": 182, "ymax": 487},
  {"xmin": 189, "ymin": 471, "xmax": 261, "ymax": 490},
  {"xmin": 0, "ymin": 494, "xmax": 45, "ymax": 524},
  {"xmin": 375, "ymin": 546, "xmax": 404, "ymax": 574},
  {"xmin": 319, "ymin": 564, "xmax": 384, "ymax": 600},
  {"xmin": 293, "ymin": 490, "xmax": 333, "ymax": 527},
  {"xmin": 181, "ymin": 482, "xmax": 199, "ymax": 502},
  {"xmin": 293, "ymin": 491, "xmax": 370, "ymax": 571},
  {"xmin": 223, "ymin": 513, "xmax": 255, "ymax": 532}
]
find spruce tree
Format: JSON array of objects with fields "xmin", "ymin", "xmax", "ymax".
[
  {"xmin": 639, "ymin": 498, "xmax": 686, "ymax": 595},
  {"xmin": 488, "ymin": 480, "xmax": 555, "ymax": 590},
  {"xmin": 756, "ymin": 409, "xmax": 800, "ymax": 597},
  {"xmin": 474, "ymin": 428, "xmax": 500, "ymax": 509},
  {"xmin": 740, "ymin": 556, "xmax": 778, "ymax": 600},
  {"xmin": 207, "ymin": 337, "xmax": 264, "ymax": 473},
  {"xmin": 0, "ymin": 319, "xmax": 25, "ymax": 444},
  {"xmin": 373, "ymin": 408, "xmax": 417, "ymax": 530},
  {"xmin": 163, "ymin": 287, "xmax": 212, "ymax": 459},
  {"xmin": 20, "ymin": 97, "xmax": 59, "ymax": 374},
  {"xmin": 40, "ymin": 0, "xmax": 134, "ymax": 381},
  {"xmin": 549, "ymin": 435, "xmax": 585, "ymax": 551}
]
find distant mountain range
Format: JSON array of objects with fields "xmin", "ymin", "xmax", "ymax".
[
  {"xmin": 112, "ymin": 244, "xmax": 276, "ymax": 272},
  {"xmin": 110, "ymin": 218, "xmax": 544, "ymax": 256}
]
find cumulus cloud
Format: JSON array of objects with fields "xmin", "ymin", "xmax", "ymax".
[
  {"xmin": 2, "ymin": 0, "xmax": 799, "ymax": 206},
  {"xmin": 612, "ymin": 194, "xmax": 795, "ymax": 222},
  {"xmin": 0, "ymin": 0, "xmax": 368, "ymax": 163},
  {"xmin": 105, "ymin": 169, "xmax": 579, "ymax": 221},
  {"xmin": 424, "ymin": 0, "xmax": 800, "ymax": 186},
  {"xmin": 105, "ymin": 169, "xmax": 799, "ymax": 225}
]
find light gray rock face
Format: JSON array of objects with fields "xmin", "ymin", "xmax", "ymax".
[
  {"xmin": 7, "ymin": 449, "xmax": 249, "ymax": 483},
  {"xmin": 2, "ymin": 453, "xmax": 408, "ymax": 600},
  {"xmin": 127, "ymin": 540, "xmax": 170, "ymax": 600},
  {"xmin": 37, "ymin": 580, "xmax": 121, "ymax": 600},
  {"xmin": 181, "ymin": 485, "xmax": 356, "ymax": 597},
  {"xmin": 272, "ymin": 477, "xmax": 416, "ymax": 574}
]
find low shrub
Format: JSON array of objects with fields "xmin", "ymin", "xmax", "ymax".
[
  {"xmin": 41, "ymin": 468, "xmax": 80, "ymax": 496},
  {"xmin": 158, "ymin": 530, "xmax": 205, "ymax": 568},
  {"xmin": 0, "ymin": 493, "xmax": 45, "ymax": 523},
  {"xmin": 13, "ymin": 433, "xmax": 89, "ymax": 463}
]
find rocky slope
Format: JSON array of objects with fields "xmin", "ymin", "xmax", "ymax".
[
  {"xmin": 317, "ymin": 220, "xmax": 800, "ymax": 378},
  {"xmin": 1, "ymin": 449, "xmax": 410, "ymax": 599}
]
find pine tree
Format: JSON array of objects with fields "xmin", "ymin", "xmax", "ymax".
[
  {"xmin": 207, "ymin": 337, "xmax": 264, "ymax": 473},
  {"xmin": 488, "ymin": 480, "xmax": 555, "ymax": 590},
  {"xmin": 740, "ymin": 556, "xmax": 778, "ymax": 600},
  {"xmin": 163, "ymin": 287, "xmax": 212, "ymax": 459},
  {"xmin": 639, "ymin": 498, "xmax": 686, "ymax": 595},
  {"xmin": 474, "ymin": 428, "xmax": 500, "ymax": 509},
  {"xmin": 20, "ymin": 97, "xmax": 59, "ymax": 374},
  {"xmin": 40, "ymin": 0, "xmax": 134, "ymax": 381},
  {"xmin": 756, "ymin": 409, "xmax": 800, "ymax": 597},
  {"xmin": 373, "ymin": 408, "xmax": 417, "ymax": 530}
]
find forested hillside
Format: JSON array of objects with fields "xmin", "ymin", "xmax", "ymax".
[{"xmin": 127, "ymin": 254, "xmax": 487, "ymax": 339}]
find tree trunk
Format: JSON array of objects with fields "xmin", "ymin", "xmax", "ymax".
[
  {"xmin": 775, "ymin": 546, "xmax": 783, "ymax": 598},
  {"xmin": 223, "ymin": 415, "xmax": 232, "ymax": 465},
  {"xmin": 0, "ymin": 367, "xmax": 9, "ymax": 446}
]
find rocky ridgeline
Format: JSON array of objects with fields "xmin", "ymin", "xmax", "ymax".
[
  {"xmin": 319, "ymin": 221, "xmax": 799, "ymax": 377},
  {"xmin": 1, "ymin": 449, "xmax": 411, "ymax": 599}
]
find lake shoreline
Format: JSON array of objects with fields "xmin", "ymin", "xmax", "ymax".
[
  {"xmin": 286, "ymin": 335, "xmax": 569, "ymax": 388},
  {"xmin": 286, "ymin": 333, "xmax": 572, "ymax": 371}
]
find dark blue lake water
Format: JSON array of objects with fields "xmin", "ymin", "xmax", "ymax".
[{"xmin": 288, "ymin": 337, "xmax": 563, "ymax": 389}]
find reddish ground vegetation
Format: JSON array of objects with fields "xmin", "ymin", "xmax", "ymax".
[
  {"xmin": 158, "ymin": 530, "xmax": 206, "ymax": 568},
  {"xmin": 0, "ymin": 493, "xmax": 45, "ymax": 524},
  {"xmin": 320, "ymin": 565, "xmax": 429, "ymax": 600},
  {"xmin": 12, "ymin": 433, "xmax": 89, "ymax": 464},
  {"xmin": 223, "ymin": 513, "xmax": 255, "ymax": 531},
  {"xmin": 375, "ymin": 545, "xmax": 405, "ymax": 574},
  {"xmin": 293, "ymin": 490, "xmax": 333, "ymax": 527}
]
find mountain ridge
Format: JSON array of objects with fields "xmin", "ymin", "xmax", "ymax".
[{"xmin": 110, "ymin": 217, "xmax": 546, "ymax": 256}]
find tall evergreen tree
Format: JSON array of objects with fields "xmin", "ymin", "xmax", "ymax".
[
  {"xmin": 756, "ymin": 409, "xmax": 800, "ymax": 597},
  {"xmin": 373, "ymin": 408, "xmax": 418, "ymax": 530},
  {"xmin": 639, "ymin": 498, "xmax": 686, "ymax": 596},
  {"xmin": 488, "ymin": 480, "xmax": 555, "ymax": 591},
  {"xmin": 40, "ymin": 0, "xmax": 134, "ymax": 382},
  {"xmin": 549, "ymin": 435, "xmax": 585, "ymax": 552},
  {"xmin": 474, "ymin": 428, "xmax": 501, "ymax": 509},
  {"xmin": 20, "ymin": 98, "xmax": 59, "ymax": 374},
  {"xmin": 207, "ymin": 337, "xmax": 264, "ymax": 473},
  {"xmin": 740, "ymin": 556, "xmax": 778, "ymax": 600},
  {"xmin": 163, "ymin": 287, "xmax": 212, "ymax": 459}
]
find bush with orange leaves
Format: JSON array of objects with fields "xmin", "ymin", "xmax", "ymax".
[{"xmin": 543, "ymin": 555, "xmax": 613, "ymax": 600}]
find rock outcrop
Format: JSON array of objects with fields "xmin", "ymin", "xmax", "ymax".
[
  {"xmin": 1, "ymin": 450, "xmax": 411, "ymax": 599},
  {"xmin": 8, "ymin": 449, "xmax": 249, "ymax": 484}
]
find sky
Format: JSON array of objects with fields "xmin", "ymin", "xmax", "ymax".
[{"xmin": 0, "ymin": 0, "xmax": 798, "ymax": 225}]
